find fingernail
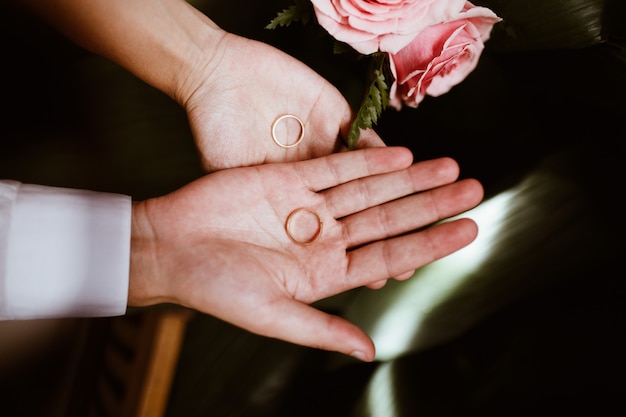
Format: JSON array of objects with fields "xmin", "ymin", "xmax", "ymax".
[{"xmin": 350, "ymin": 350, "xmax": 368, "ymax": 362}]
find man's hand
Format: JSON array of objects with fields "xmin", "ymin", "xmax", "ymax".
[{"xmin": 129, "ymin": 147, "xmax": 483, "ymax": 361}]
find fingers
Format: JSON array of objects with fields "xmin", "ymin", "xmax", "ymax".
[
  {"xmin": 292, "ymin": 147, "xmax": 413, "ymax": 192},
  {"xmin": 394, "ymin": 270, "xmax": 416, "ymax": 280},
  {"xmin": 364, "ymin": 271, "xmax": 415, "ymax": 289},
  {"xmin": 323, "ymin": 156, "xmax": 461, "ymax": 219},
  {"xmin": 365, "ymin": 279, "xmax": 389, "ymax": 289},
  {"xmin": 342, "ymin": 176, "xmax": 483, "ymax": 284},
  {"xmin": 249, "ymin": 299, "xmax": 376, "ymax": 362},
  {"xmin": 347, "ymin": 218, "xmax": 479, "ymax": 284},
  {"xmin": 342, "ymin": 178, "xmax": 483, "ymax": 248}
]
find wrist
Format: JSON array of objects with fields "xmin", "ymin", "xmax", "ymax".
[
  {"xmin": 164, "ymin": 3, "xmax": 228, "ymax": 106},
  {"xmin": 128, "ymin": 200, "xmax": 165, "ymax": 307},
  {"xmin": 21, "ymin": 0, "xmax": 227, "ymax": 108}
]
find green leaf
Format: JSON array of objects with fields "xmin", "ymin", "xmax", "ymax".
[
  {"xmin": 333, "ymin": 41, "xmax": 353, "ymax": 55},
  {"xmin": 265, "ymin": 0, "xmax": 312, "ymax": 29},
  {"xmin": 347, "ymin": 53, "xmax": 390, "ymax": 149}
]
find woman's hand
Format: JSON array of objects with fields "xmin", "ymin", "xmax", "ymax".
[
  {"xmin": 129, "ymin": 147, "xmax": 483, "ymax": 361},
  {"xmin": 19, "ymin": 0, "xmax": 384, "ymax": 171},
  {"xmin": 183, "ymin": 33, "xmax": 385, "ymax": 172}
]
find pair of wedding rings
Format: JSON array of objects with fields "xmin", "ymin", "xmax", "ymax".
[{"xmin": 271, "ymin": 114, "xmax": 322, "ymax": 245}]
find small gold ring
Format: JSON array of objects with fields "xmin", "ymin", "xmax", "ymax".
[
  {"xmin": 271, "ymin": 114, "xmax": 305, "ymax": 148},
  {"xmin": 285, "ymin": 208, "xmax": 323, "ymax": 246}
]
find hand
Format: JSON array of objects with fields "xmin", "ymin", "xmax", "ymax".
[
  {"xmin": 20, "ymin": 0, "xmax": 384, "ymax": 171},
  {"xmin": 183, "ymin": 33, "xmax": 385, "ymax": 172},
  {"xmin": 129, "ymin": 147, "xmax": 483, "ymax": 361}
]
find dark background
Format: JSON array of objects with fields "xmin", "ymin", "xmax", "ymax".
[{"xmin": 1, "ymin": 0, "xmax": 625, "ymax": 416}]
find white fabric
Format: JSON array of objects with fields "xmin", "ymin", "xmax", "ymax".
[{"xmin": 0, "ymin": 180, "xmax": 131, "ymax": 320}]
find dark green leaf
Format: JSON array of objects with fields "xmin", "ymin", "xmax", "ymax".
[
  {"xmin": 347, "ymin": 58, "xmax": 389, "ymax": 149},
  {"xmin": 265, "ymin": 0, "xmax": 312, "ymax": 29}
]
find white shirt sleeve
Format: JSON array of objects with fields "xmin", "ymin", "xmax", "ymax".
[{"xmin": 0, "ymin": 180, "xmax": 132, "ymax": 320}]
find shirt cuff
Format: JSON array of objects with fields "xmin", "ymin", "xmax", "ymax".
[{"xmin": 1, "ymin": 182, "xmax": 131, "ymax": 320}]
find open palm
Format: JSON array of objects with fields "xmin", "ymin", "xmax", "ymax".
[
  {"xmin": 130, "ymin": 147, "xmax": 483, "ymax": 360},
  {"xmin": 184, "ymin": 33, "xmax": 384, "ymax": 172}
]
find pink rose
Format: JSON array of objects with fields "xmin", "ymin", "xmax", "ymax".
[
  {"xmin": 388, "ymin": 2, "xmax": 501, "ymax": 109},
  {"xmin": 310, "ymin": 0, "xmax": 467, "ymax": 55}
]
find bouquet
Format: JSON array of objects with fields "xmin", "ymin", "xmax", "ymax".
[{"xmin": 267, "ymin": 0, "xmax": 502, "ymax": 148}]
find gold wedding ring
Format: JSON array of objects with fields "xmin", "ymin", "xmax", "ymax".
[
  {"xmin": 285, "ymin": 208, "xmax": 323, "ymax": 246},
  {"xmin": 271, "ymin": 114, "xmax": 305, "ymax": 148}
]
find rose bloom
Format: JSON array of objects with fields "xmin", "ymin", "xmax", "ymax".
[
  {"xmin": 388, "ymin": 2, "xmax": 501, "ymax": 109},
  {"xmin": 310, "ymin": 0, "xmax": 467, "ymax": 54}
]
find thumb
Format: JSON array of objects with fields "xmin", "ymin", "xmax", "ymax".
[{"xmin": 252, "ymin": 300, "xmax": 376, "ymax": 362}]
